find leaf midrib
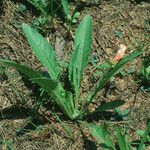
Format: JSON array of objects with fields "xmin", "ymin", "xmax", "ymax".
[
  {"xmin": 29, "ymin": 32, "xmax": 57, "ymax": 79},
  {"xmin": 75, "ymin": 21, "xmax": 90, "ymax": 88}
]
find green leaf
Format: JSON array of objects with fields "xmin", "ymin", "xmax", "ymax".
[
  {"xmin": 136, "ymin": 130, "xmax": 150, "ymax": 142},
  {"xmin": 96, "ymin": 61, "xmax": 111, "ymax": 70},
  {"xmin": 31, "ymin": 77, "xmax": 79, "ymax": 120},
  {"xmin": 0, "ymin": 59, "xmax": 42, "ymax": 79},
  {"xmin": 115, "ymin": 108, "xmax": 130, "ymax": 120},
  {"xmin": 68, "ymin": 15, "xmax": 92, "ymax": 101},
  {"xmin": 140, "ymin": 55, "xmax": 150, "ymax": 83},
  {"xmin": 88, "ymin": 123, "xmax": 104, "ymax": 143},
  {"xmin": 102, "ymin": 124, "xmax": 116, "ymax": 150},
  {"xmin": 61, "ymin": 0, "xmax": 70, "ymax": 16},
  {"xmin": 138, "ymin": 121, "xmax": 150, "ymax": 150},
  {"xmin": 116, "ymin": 128, "xmax": 130, "ymax": 150},
  {"xmin": 73, "ymin": 12, "xmax": 80, "ymax": 19},
  {"xmin": 84, "ymin": 49, "xmax": 142, "ymax": 108},
  {"xmin": 27, "ymin": 0, "xmax": 47, "ymax": 15},
  {"xmin": 88, "ymin": 123, "xmax": 116, "ymax": 150},
  {"xmin": 31, "ymin": 77, "xmax": 58, "ymax": 92},
  {"xmin": 0, "ymin": 59, "xmax": 77, "ymax": 119},
  {"xmin": 22, "ymin": 23, "xmax": 59, "ymax": 80}
]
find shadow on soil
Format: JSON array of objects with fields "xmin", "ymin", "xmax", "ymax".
[
  {"xmin": 0, "ymin": 0, "xmax": 4, "ymax": 17},
  {"xmin": 131, "ymin": 0, "xmax": 150, "ymax": 3},
  {"xmin": 0, "ymin": 106, "xmax": 46, "ymax": 136},
  {"xmin": 83, "ymin": 138, "xmax": 97, "ymax": 150},
  {"xmin": 85, "ymin": 110, "xmax": 125, "ymax": 122}
]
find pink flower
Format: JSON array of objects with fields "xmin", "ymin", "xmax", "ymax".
[{"xmin": 114, "ymin": 44, "xmax": 127, "ymax": 61}]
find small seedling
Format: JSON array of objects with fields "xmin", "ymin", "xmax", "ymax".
[
  {"xmin": 61, "ymin": 0, "xmax": 80, "ymax": 25},
  {"xmin": 67, "ymin": 12, "xmax": 80, "ymax": 23},
  {"xmin": 114, "ymin": 30, "xmax": 123, "ymax": 38},
  {"xmin": 18, "ymin": 3, "xmax": 27, "ymax": 13},
  {"xmin": 0, "ymin": 15, "xmax": 142, "ymax": 120}
]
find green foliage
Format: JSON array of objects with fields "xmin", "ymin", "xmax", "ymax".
[
  {"xmin": 83, "ymin": 49, "xmax": 142, "ymax": 110},
  {"xmin": 88, "ymin": 123, "xmax": 116, "ymax": 150},
  {"xmin": 25, "ymin": 0, "xmax": 80, "ymax": 26},
  {"xmin": 114, "ymin": 30, "xmax": 123, "ymax": 38},
  {"xmin": 59, "ymin": 0, "xmax": 80, "ymax": 23},
  {"xmin": 18, "ymin": 3, "xmax": 27, "ymax": 13},
  {"xmin": 0, "ymin": 15, "xmax": 142, "ymax": 120},
  {"xmin": 116, "ymin": 128, "xmax": 131, "ymax": 150},
  {"xmin": 0, "ymin": 132, "xmax": 15, "ymax": 150},
  {"xmin": 137, "ymin": 121, "xmax": 150, "ymax": 150},
  {"xmin": 27, "ymin": 0, "xmax": 47, "ymax": 15},
  {"xmin": 67, "ymin": 12, "xmax": 80, "ymax": 23},
  {"xmin": 61, "ymin": 0, "xmax": 70, "ymax": 16},
  {"xmin": 22, "ymin": 23, "xmax": 60, "ymax": 80},
  {"xmin": 0, "ymin": 59, "xmax": 42, "ymax": 79},
  {"xmin": 136, "ymin": 130, "xmax": 150, "ymax": 142},
  {"xmin": 115, "ymin": 108, "xmax": 130, "ymax": 120},
  {"xmin": 32, "ymin": 16, "xmax": 50, "ymax": 27},
  {"xmin": 139, "ymin": 55, "xmax": 150, "ymax": 91},
  {"xmin": 68, "ymin": 15, "xmax": 92, "ymax": 103},
  {"xmin": 88, "ymin": 121, "xmax": 150, "ymax": 150}
]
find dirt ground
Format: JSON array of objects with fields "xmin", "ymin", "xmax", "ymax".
[{"xmin": 0, "ymin": 0, "xmax": 150, "ymax": 149}]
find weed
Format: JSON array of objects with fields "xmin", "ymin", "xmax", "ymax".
[
  {"xmin": 18, "ymin": 3, "xmax": 27, "ymax": 13},
  {"xmin": 67, "ymin": 12, "xmax": 80, "ymax": 23},
  {"xmin": 24, "ymin": 0, "xmax": 80, "ymax": 28},
  {"xmin": 139, "ymin": 55, "xmax": 150, "ymax": 91},
  {"xmin": 0, "ymin": 15, "xmax": 142, "ymax": 120},
  {"xmin": 60, "ymin": 0, "xmax": 80, "ymax": 24},
  {"xmin": 27, "ymin": 0, "xmax": 48, "ymax": 16},
  {"xmin": 88, "ymin": 121, "xmax": 150, "ymax": 150},
  {"xmin": 0, "ymin": 131, "xmax": 15, "ymax": 150}
]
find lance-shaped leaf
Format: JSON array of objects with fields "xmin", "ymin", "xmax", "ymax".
[
  {"xmin": 88, "ymin": 123, "xmax": 116, "ymax": 150},
  {"xmin": 116, "ymin": 128, "xmax": 131, "ymax": 150},
  {"xmin": 68, "ymin": 15, "xmax": 92, "ymax": 100},
  {"xmin": 61, "ymin": 0, "xmax": 70, "ymax": 16},
  {"xmin": 22, "ymin": 23, "xmax": 59, "ymax": 80},
  {"xmin": 0, "ymin": 59, "xmax": 42, "ymax": 79},
  {"xmin": 84, "ymin": 49, "xmax": 142, "ymax": 109}
]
